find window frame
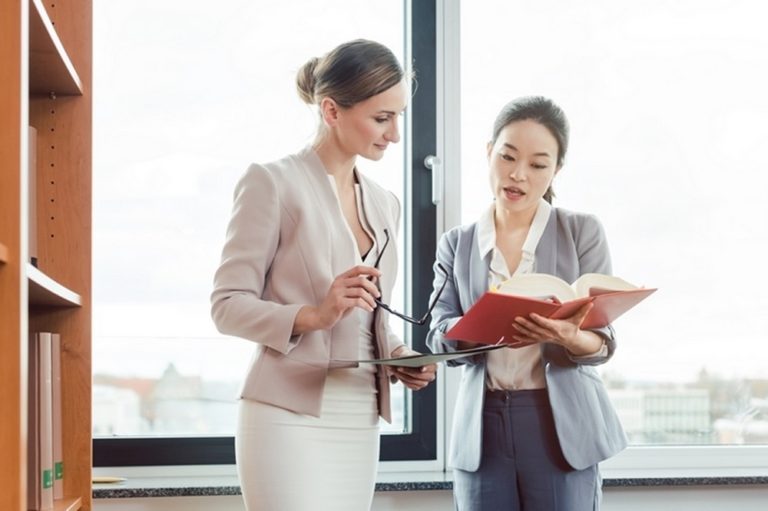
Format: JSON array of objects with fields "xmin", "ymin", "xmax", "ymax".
[
  {"xmin": 92, "ymin": 0, "xmax": 768, "ymax": 475},
  {"xmin": 440, "ymin": 0, "xmax": 768, "ymax": 476},
  {"xmin": 93, "ymin": 0, "xmax": 439, "ymax": 468}
]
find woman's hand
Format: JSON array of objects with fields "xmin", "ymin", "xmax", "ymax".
[
  {"xmin": 387, "ymin": 345, "xmax": 437, "ymax": 390},
  {"xmin": 293, "ymin": 265, "xmax": 382, "ymax": 334},
  {"xmin": 510, "ymin": 302, "xmax": 604, "ymax": 355}
]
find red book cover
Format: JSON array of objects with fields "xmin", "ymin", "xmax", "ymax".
[{"xmin": 445, "ymin": 274, "xmax": 656, "ymax": 345}]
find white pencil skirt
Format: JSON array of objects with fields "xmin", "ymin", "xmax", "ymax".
[{"xmin": 236, "ymin": 361, "xmax": 380, "ymax": 511}]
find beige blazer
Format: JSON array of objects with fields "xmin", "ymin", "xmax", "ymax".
[{"xmin": 211, "ymin": 146, "xmax": 404, "ymax": 421}]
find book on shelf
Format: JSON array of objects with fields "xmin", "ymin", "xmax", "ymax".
[
  {"xmin": 445, "ymin": 273, "xmax": 656, "ymax": 345},
  {"xmin": 51, "ymin": 333, "xmax": 64, "ymax": 499},
  {"xmin": 28, "ymin": 332, "xmax": 54, "ymax": 511}
]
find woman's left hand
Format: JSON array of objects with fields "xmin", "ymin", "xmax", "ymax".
[
  {"xmin": 511, "ymin": 302, "xmax": 603, "ymax": 355},
  {"xmin": 387, "ymin": 346, "xmax": 437, "ymax": 390}
]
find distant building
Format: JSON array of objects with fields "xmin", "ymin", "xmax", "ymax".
[
  {"xmin": 92, "ymin": 384, "xmax": 148, "ymax": 435},
  {"xmin": 609, "ymin": 388, "xmax": 711, "ymax": 444},
  {"xmin": 93, "ymin": 364, "xmax": 239, "ymax": 436},
  {"xmin": 714, "ymin": 396, "xmax": 768, "ymax": 444},
  {"xmin": 149, "ymin": 363, "xmax": 238, "ymax": 434}
]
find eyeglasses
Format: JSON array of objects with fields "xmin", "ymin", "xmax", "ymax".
[{"xmin": 372, "ymin": 228, "xmax": 449, "ymax": 325}]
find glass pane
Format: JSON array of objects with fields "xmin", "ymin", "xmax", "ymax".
[
  {"xmin": 461, "ymin": 0, "xmax": 768, "ymax": 445},
  {"xmin": 93, "ymin": 1, "xmax": 407, "ymax": 437}
]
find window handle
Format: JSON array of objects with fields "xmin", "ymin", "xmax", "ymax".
[{"xmin": 424, "ymin": 154, "xmax": 442, "ymax": 205}]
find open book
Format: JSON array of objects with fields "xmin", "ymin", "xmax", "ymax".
[{"xmin": 445, "ymin": 273, "xmax": 656, "ymax": 345}]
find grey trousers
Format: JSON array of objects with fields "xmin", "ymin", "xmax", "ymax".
[{"xmin": 453, "ymin": 389, "xmax": 601, "ymax": 511}]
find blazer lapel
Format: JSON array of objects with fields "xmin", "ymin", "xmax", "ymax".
[
  {"xmin": 299, "ymin": 147, "xmax": 358, "ymax": 275},
  {"xmin": 467, "ymin": 224, "xmax": 490, "ymax": 309},
  {"xmin": 534, "ymin": 210, "xmax": 560, "ymax": 359},
  {"xmin": 354, "ymin": 170, "xmax": 391, "ymax": 363},
  {"xmin": 297, "ymin": 149, "xmax": 363, "ymax": 361},
  {"xmin": 354, "ymin": 169, "xmax": 388, "ymax": 254},
  {"xmin": 534, "ymin": 212, "xmax": 558, "ymax": 276}
]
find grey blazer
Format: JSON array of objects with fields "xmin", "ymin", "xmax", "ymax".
[
  {"xmin": 427, "ymin": 208, "xmax": 628, "ymax": 471},
  {"xmin": 211, "ymin": 146, "xmax": 404, "ymax": 421}
]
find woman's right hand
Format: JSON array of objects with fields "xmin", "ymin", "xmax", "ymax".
[{"xmin": 294, "ymin": 265, "xmax": 382, "ymax": 333}]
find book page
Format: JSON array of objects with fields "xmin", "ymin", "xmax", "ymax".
[
  {"xmin": 494, "ymin": 273, "xmax": 576, "ymax": 302},
  {"xmin": 573, "ymin": 273, "xmax": 640, "ymax": 297}
]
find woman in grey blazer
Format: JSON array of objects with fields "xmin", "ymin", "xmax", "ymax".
[
  {"xmin": 211, "ymin": 40, "xmax": 435, "ymax": 511},
  {"xmin": 427, "ymin": 96, "xmax": 627, "ymax": 511}
]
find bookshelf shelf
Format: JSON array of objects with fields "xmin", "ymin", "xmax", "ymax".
[
  {"xmin": 29, "ymin": 0, "xmax": 83, "ymax": 96},
  {"xmin": 54, "ymin": 497, "xmax": 82, "ymax": 511},
  {"xmin": 0, "ymin": 242, "xmax": 8, "ymax": 264},
  {"xmin": 27, "ymin": 264, "xmax": 82, "ymax": 307}
]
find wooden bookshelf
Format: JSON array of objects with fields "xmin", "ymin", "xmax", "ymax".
[{"xmin": 1, "ymin": 0, "xmax": 92, "ymax": 510}]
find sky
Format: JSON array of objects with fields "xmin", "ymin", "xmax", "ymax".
[{"xmin": 92, "ymin": 0, "xmax": 768, "ymax": 387}]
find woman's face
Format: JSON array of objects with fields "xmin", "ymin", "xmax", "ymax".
[
  {"xmin": 332, "ymin": 79, "xmax": 407, "ymax": 161},
  {"xmin": 488, "ymin": 119, "xmax": 560, "ymax": 213}
]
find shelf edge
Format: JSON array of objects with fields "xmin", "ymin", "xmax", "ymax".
[
  {"xmin": 54, "ymin": 496, "xmax": 83, "ymax": 511},
  {"xmin": 27, "ymin": 263, "xmax": 82, "ymax": 306},
  {"xmin": 29, "ymin": 0, "xmax": 83, "ymax": 95}
]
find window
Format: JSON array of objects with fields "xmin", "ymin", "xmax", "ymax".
[
  {"xmin": 93, "ymin": 0, "xmax": 438, "ymax": 465},
  {"xmin": 459, "ymin": 0, "xmax": 768, "ymax": 447}
]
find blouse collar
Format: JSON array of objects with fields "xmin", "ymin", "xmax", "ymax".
[{"xmin": 477, "ymin": 199, "xmax": 552, "ymax": 266}]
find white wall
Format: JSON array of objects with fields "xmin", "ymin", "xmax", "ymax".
[
  {"xmin": 94, "ymin": 486, "xmax": 768, "ymax": 510},
  {"xmin": 92, "ymin": 492, "xmax": 453, "ymax": 511},
  {"xmin": 602, "ymin": 486, "xmax": 768, "ymax": 510}
]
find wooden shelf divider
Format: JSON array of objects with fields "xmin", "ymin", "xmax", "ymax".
[{"xmin": 29, "ymin": 0, "xmax": 83, "ymax": 96}]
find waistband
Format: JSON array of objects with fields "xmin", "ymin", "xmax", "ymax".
[{"xmin": 484, "ymin": 388, "xmax": 549, "ymax": 407}]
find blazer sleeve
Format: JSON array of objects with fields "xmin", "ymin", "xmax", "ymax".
[{"xmin": 210, "ymin": 165, "xmax": 304, "ymax": 354}]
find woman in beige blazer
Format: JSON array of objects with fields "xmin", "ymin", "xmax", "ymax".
[{"xmin": 211, "ymin": 40, "xmax": 436, "ymax": 511}]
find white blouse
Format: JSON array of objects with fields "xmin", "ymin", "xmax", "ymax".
[
  {"xmin": 478, "ymin": 199, "xmax": 552, "ymax": 391},
  {"xmin": 326, "ymin": 176, "xmax": 377, "ymax": 392}
]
